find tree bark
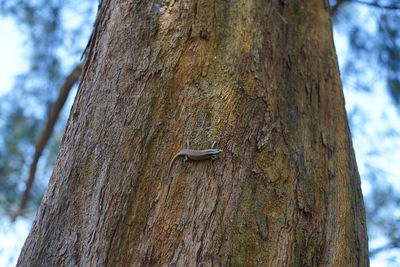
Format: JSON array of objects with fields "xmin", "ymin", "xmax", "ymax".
[
  {"xmin": 17, "ymin": 0, "xmax": 369, "ymax": 266},
  {"xmin": 13, "ymin": 62, "xmax": 84, "ymax": 221}
]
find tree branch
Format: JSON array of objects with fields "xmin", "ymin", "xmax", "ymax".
[
  {"xmin": 330, "ymin": 0, "xmax": 349, "ymax": 16},
  {"xmin": 12, "ymin": 62, "xmax": 83, "ymax": 221},
  {"xmin": 353, "ymin": 0, "xmax": 400, "ymax": 10},
  {"xmin": 330, "ymin": 0, "xmax": 400, "ymax": 16},
  {"xmin": 369, "ymin": 241, "xmax": 400, "ymax": 256}
]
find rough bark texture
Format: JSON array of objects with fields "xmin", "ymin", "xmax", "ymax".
[
  {"xmin": 17, "ymin": 0, "xmax": 369, "ymax": 266},
  {"xmin": 13, "ymin": 62, "xmax": 84, "ymax": 221}
]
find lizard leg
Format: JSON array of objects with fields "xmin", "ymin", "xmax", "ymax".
[
  {"xmin": 211, "ymin": 140, "xmax": 217, "ymax": 148},
  {"xmin": 186, "ymin": 139, "xmax": 190, "ymax": 148}
]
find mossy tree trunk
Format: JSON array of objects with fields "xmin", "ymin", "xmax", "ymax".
[{"xmin": 17, "ymin": 0, "xmax": 369, "ymax": 266}]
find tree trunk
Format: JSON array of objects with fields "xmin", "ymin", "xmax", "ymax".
[{"xmin": 17, "ymin": 0, "xmax": 369, "ymax": 266}]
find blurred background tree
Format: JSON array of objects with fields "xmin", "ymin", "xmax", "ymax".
[
  {"xmin": 0, "ymin": 0, "xmax": 96, "ymax": 217},
  {"xmin": 0, "ymin": 0, "xmax": 399, "ymax": 265},
  {"xmin": 331, "ymin": 0, "xmax": 400, "ymax": 262}
]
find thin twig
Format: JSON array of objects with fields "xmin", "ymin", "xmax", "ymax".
[{"xmin": 330, "ymin": 0, "xmax": 349, "ymax": 15}]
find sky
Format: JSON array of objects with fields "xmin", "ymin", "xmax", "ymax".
[
  {"xmin": 0, "ymin": 17, "xmax": 28, "ymax": 95},
  {"xmin": 334, "ymin": 30, "xmax": 400, "ymax": 194},
  {"xmin": 335, "ymin": 27, "xmax": 400, "ymax": 266},
  {"xmin": 0, "ymin": 11, "xmax": 400, "ymax": 267}
]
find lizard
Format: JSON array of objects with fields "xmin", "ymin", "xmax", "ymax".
[{"xmin": 166, "ymin": 148, "xmax": 222, "ymax": 179}]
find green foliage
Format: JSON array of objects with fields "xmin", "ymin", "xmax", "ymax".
[{"xmin": 0, "ymin": 106, "xmax": 38, "ymax": 215}]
